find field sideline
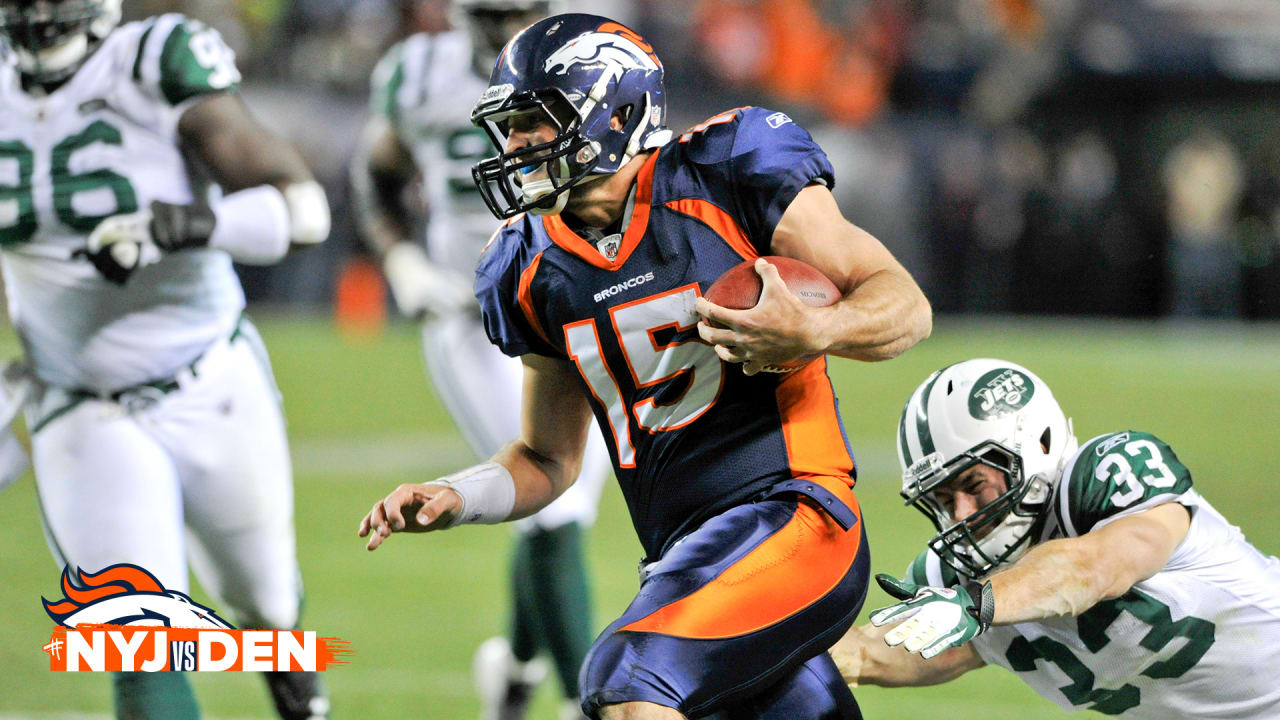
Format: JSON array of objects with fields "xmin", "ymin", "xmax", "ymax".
[{"xmin": 1, "ymin": 314, "xmax": 1276, "ymax": 719}]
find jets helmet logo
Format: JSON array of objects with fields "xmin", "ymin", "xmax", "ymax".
[
  {"xmin": 43, "ymin": 564, "xmax": 234, "ymax": 630},
  {"xmin": 968, "ymin": 368, "xmax": 1036, "ymax": 419}
]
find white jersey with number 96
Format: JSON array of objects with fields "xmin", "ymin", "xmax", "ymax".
[{"xmin": 0, "ymin": 14, "xmax": 244, "ymax": 392}]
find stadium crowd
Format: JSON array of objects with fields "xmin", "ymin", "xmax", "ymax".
[{"xmin": 119, "ymin": 0, "xmax": 1280, "ymax": 320}]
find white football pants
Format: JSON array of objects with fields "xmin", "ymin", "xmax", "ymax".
[
  {"xmin": 422, "ymin": 313, "xmax": 610, "ymax": 533},
  {"xmin": 32, "ymin": 322, "xmax": 301, "ymax": 630}
]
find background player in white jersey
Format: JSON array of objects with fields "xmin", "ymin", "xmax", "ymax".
[
  {"xmin": 0, "ymin": 1, "xmax": 330, "ymax": 718},
  {"xmin": 831, "ymin": 358, "xmax": 1280, "ymax": 718},
  {"xmin": 350, "ymin": 2, "xmax": 609, "ymax": 718}
]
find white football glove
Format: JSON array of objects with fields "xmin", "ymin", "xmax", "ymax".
[
  {"xmin": 869, "ymin": 574, "xmax": 988, "ymax": 659},
  {"xmin": 383, "ymin": 242, "xmax": 476, "ymax": 319},
  {"xmin": 84, "ymin": 209, "xmax": 161, "ymax": 284}
]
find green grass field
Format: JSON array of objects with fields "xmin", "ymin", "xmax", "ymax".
[{"xmin": 1, "ymin": 314, "xmax": 1277, "ymax": 719}]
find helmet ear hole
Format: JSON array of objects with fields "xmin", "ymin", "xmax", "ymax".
[
  {"xmin": 946, "ymin": 380, "xmax": 954, "ymax": 395},
  {"xmin": 611, "ymin": 104, "xmax": 633, "ymax": 130},
  {"xmin": 1040, "ymin": 427, "xmax": 1051, "ymax": 454}
]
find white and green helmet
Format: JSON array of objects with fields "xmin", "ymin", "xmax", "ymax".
[
  {"xmin": 896, "ymin": 358, "xmax": 1078, "ymax": 579},
  {"xmin": 0, "ymin": 0, "xmax": 122, "ymax": 83}
]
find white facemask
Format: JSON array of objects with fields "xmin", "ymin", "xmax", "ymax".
[{"xmin": 15, "ymin": 32, "xmax": 89, "ymax": 80}]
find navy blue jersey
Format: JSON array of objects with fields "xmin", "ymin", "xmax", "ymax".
[{"xmin": 476, "ymin": 107, "xmax": 856, "ymax": 558}]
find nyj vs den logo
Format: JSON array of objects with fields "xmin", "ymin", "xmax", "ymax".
[{"xmin": 41, "ymin": 564, "xmax": 352, "ymax": 672}]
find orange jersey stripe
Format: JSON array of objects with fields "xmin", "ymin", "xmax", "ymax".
[
  {"xmin": 517, "ymin": 252, "xmax": 553, "ymax": 348},
  {"xmin": 775, "ymin": 359, "xmax": 856, "ymax": 485},
  {"xmin": 542, "ymin": 151, "xmax": 661, "ymax": 270},
  {"xmin": 664, "ymin": 198, "xmax": 758, "ymax": 262},
  {"xmin": 618, "ymin": 495, "xmax": 862, "ymax": 638}
]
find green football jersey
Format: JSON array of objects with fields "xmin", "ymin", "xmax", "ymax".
[
  {"xmin": 904, "ymin": 431, "xmax": 1280, "ymax": 718},
  {"xmin": 368, "ymin": 30, "xmax": 498, "ymax": 278},
  {"xmin": 0, "ymin": 14, "xmax": 245, "ymax": 391}
]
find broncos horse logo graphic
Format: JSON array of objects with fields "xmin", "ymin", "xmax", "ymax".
[
  {"xmin": 43, "ymin": 564, "xmax": 233, "ymax": 630},
  {"xmin": 544, "ymin": 25, "xmax": 661, "ymax": 77}
]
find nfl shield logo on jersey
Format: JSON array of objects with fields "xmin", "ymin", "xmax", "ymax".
[{"xmin": 596, "ymin": 233, "xmax": 622, "ymax": 261}]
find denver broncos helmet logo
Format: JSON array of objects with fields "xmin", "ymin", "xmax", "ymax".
[
  {"xmin": 544, "ymin": 25, "xmax": 661, "ymax": 77},
  {"xmin": 43, "ymin": 564, "xmax": 233, "ymax": 630}
]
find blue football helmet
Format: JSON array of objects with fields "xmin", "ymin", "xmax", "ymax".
[{"xmin": 470, "ymin": 13, "xmax": 671, "ymax": 218}]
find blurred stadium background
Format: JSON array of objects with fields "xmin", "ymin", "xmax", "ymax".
[{"xmin": 2, "ymin": 0, "xmax": 1279, "ymax": 718}]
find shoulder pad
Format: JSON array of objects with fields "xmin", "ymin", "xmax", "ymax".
[
  {"xmin": 133, "ymin": 14, "xmax": 240, "ymax": 106},
  {"xmin": 475, "ymin": 216, "xmax": 561, "ymax": 359},
  {"xmin": 668, "ymin": 106, "xmax": 834, "ymax": 250},
  {"xmin": 369, "ymin": 40, "xmax": 407, "ymax": 121},
  {"xmin": 1054, "ymin": 431, "xmax": 1194, "ymax": 537},
  {"xmin": 675, "ymin": 106, "xmax": 751, "ymax": 161}
]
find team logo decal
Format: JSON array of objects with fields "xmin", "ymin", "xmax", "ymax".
[
  {"xmin": 544, "ymin": 30, "xmax": 660, "ymax": 76},
  {"xmin": 968, "ymin": 368, "xmax": 1035, "ymax": 419},
  {"xmin": 40, "ymin": 563, "xmax": 352, "ymax": 672},
  {"xmin": 44, "ymin": 564, "xmax": 233, "ymax": 630}
]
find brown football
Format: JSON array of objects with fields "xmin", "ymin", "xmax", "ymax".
[{"xmin": 703, "ymin": 255, "xmax": 841, "ymax": 372}]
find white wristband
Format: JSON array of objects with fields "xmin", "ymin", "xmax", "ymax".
[
  {"xmin": 283, "ymin": 180, "xmax": 331, "ymax": 245},
  {"xmin": 428, "ymin": 461, "xmax": 516, "ymax": 527},
  {"xmin": 208, "ymin": 184, "xmax": 291, "ymax": 264},
  {"xmin": 208, "ymin": 181, "xmax": 331, "ymax": 264}
]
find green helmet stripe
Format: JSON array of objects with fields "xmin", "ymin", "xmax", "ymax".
[
  {"xmin": 897, "ymin": 404, "xmax": 913, "ymax": 466},
  {"xmin": 914, "ymin": 370, "xmax": 943, "ymax": 457}
]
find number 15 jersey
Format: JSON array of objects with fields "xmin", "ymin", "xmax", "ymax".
[{"xmin": 476, "ymin": 107, "xmax": 857, "ymax": 559}]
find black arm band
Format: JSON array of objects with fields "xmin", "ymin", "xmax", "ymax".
[
  {"xmin": 965, "ymin": 580, "xmax": 996, "ymax": 633},
  {"xmin": 150, "ymin": 200, "xmax": 216, "ymax": 251}
]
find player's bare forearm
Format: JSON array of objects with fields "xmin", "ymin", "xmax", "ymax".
[
  {"xmin": 178, "ymin": 92, "xmax": 314, "ymax": 191},
  {"xmin": 987, "ymin": 503, "xmax": 1190, "ymax": 624},
  {"xmin": 504, "ymin": 354, "xmax": 594, "ymax": 517},
  {"xmin": 770, "ymin": 185, "xmax": 931, "ymax": 362},
  {"xmin": 809, "ymin": 266, "xmax": 931, "ymax": 362},
  {"xmin": 489, "ymin": 439, "xmax": 580, "ymax": 521},
  {"xmin": 350, "ymin": 116, "xmax": 416, "ymax": 257},
  {"xmin": 831, "ymin": 623, "xmax": 983, "ymax": 687}
]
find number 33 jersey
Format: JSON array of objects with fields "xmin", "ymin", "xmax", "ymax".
[
  {"xmin": 476, "ymin": 107, "xmax": 857, "ymax": 559},
  {"xmin": 906, "ymin": 431, "xmax": 1280, "ymax": 718},
  {"xmin": 0, "ymin": 15, "xmax": 244, "ymax": 392}
]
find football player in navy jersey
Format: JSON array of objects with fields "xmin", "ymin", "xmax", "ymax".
[{"xmin": 359, "ymin": 13, "xmax": 931, "ymax": 720}]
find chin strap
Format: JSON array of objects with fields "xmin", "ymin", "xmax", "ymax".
[{"xmin": 621, "ymin": 92, "xmax": 651, "ymax": 167}]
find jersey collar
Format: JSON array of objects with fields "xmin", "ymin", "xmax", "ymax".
[{"xmin": 540, "ymin": 150, "xmax": 659, "ymax": 271}]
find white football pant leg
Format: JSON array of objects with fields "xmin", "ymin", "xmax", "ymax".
[
  {"xmin": 422, "ymin": 315, "xmax": 611, "ymax": 534},
  {"xmin": 148, "ymin": 327, "xmax": 301, "ymax": 630},
  {"xmin": 33, "ymin": 399, "xmax": 189, "ymax": 592}
]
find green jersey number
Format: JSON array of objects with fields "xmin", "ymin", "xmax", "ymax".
[
  {"xmin": 1005, "ymin": 588, "xmax": 1215, "ymax": 715},
  {"xmin": 0, "ymin": 120, "xmax": 139, "ymax": 244},
  {"xmin": 443, "ymin": 127, "xmax": 489, "ymax": 196},
  {"xmin": 0, "ymin": 140, "xmax": 37, "ymax": 245}
]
